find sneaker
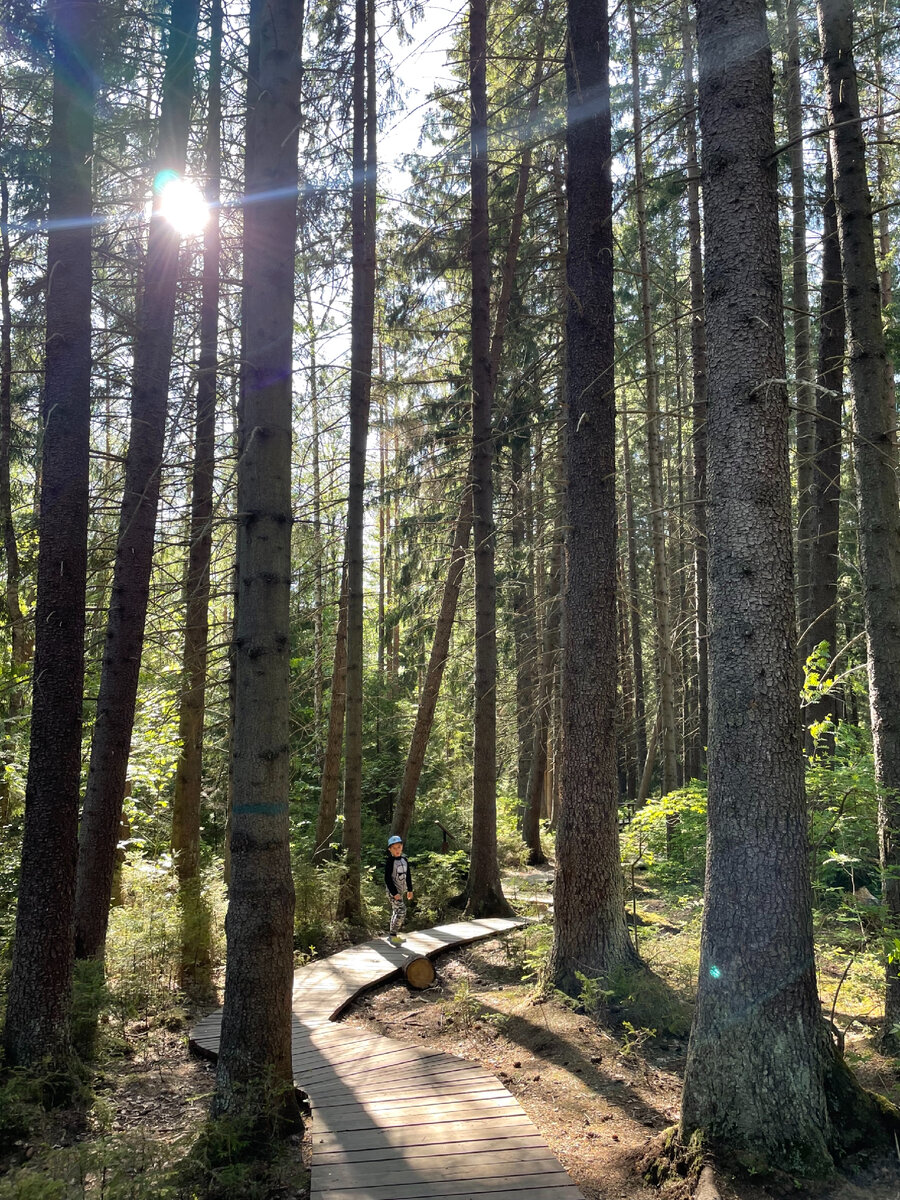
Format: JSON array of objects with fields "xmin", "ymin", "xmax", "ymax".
[{"xmin": 389, "ymin": 934, "xmax": 404, "ymax": 945}]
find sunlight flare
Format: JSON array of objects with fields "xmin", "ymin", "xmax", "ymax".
[{"xmin": 154, "ymin": 171, "xmax": 208, "ymax": 236}]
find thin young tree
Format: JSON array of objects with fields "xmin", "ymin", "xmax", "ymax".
[
  {"xmin": 818, "ymin": 0, "xmax": 900, "ymax": 1046},
  {"xmin": 548, "ymin": 0, "xmax": 638, "ymax": 991},
  {"xmin": 74, "ymin": 0, "xmax": 201, "ymax": 963},
  {"xmin": 171, "ymin": 0, "xmax": 222, "ymax": 992},
  {"xmin": 804, "ymin": 147, "xmax": 843, "ymax": 732},
  {"xmin": 211, "ymin": 0, "xmax": 304, "ymax": 1131},
  {"xmin": 337, "ymin": 0, "xmax": 377, "ymax": 922},
  {"xmin": 3, "ymin": 0, "xmax": 99, "ymax": 1069},
  {"xmin": 466, "ymin": 0, "xmax": 512, "ymax": 918},
  {"xmin": 678, "ymin": 0, "xmax": 884, "ymax": 1167}
]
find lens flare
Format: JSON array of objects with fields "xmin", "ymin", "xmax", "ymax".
[
  {"xmin": 154, "ymin": 173, "xmax": 208, "ymax": 237},
  {"xmin": 709, "ymin": 965, "xmax": 722, "ymax": 980}
]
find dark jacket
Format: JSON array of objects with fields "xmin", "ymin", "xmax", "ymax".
[{"xmin": 384, "ymin": 852, "xmax": 412, "ymax": 897}]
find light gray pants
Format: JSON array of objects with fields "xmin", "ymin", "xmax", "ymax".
[{"xmin": 388, "ymin": 891, "xmax": 407, "ymax": 933}]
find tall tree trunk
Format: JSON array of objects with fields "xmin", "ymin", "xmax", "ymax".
[
  {"xmin": 805, "ymin": 147, "xmax": 844, "ymax": 734},
  {"xmin": 74, "ymin": 0, "xmax": 200, "ymax": 963},
  {"xmin": 523, "ymin": 533, "xmax": 560, "ymax": 865},
  {"xmin": 337, "ymin": 0, "xmax": 377, "ymax": 922},
  {"xmin": 549, "ymin": 0, "xmax": 637, "ymax": 992},
  {"xmin": 391, "ymin": 14, "xmax": 547, "ymax": 842},
  {"xmin": 874, "ymin": 54, "xmax": 895, "ymax": 413},
  {"xmin": 818, "ymin": 0, "xmax": 900, "ymax": 1047},
  {"xmin": 314, "ymin": 567, "xmax": 348, "ymax": 862},
  {"xmin": 0, "ymin": 159, "xmax": 27, "ymax": 673},
  {"xmin": 681, "ymin": 1, "xmax": 708, "ymax": 765},
  {"xmin": 392, "ymin": 495, "xmax": 471, "ymax": 840},
  {"xmin": 780, "ymin": 0, "xmax": 816, "ymax": 658},
  {"xmin": 3, "ymin": 0, "xmax": 98, "ymax": 1070},
  {"xmin": 509, "ymin": 430, "xmax": 535, "ymax": 810},
  {"xmin": 679, "ymin": 0, "xmax": 881, "ymax": 1167},
  {"xmin": 466, "ymin": 0, "xmax": 511, "ymax": 919},
  {"xmin": 171, "ymin": 0, "xmax": 222, "ymax": 992},
  {"xmin": 628, "ymin": 0, "xmax": 678, "ymax": 798},
  {"xmin": 211, "ymin": 0, "xmax": 304, "ymax": 1133},
  {"xmin": 621, "ymin": 408, "xmax": 648, "ymax": 782}
]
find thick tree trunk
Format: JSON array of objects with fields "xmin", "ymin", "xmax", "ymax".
[
  {"xmin": 466, "ymin": 0, "xmax": 511, "ymax": 919},
  {"xmin": 818, "ymin": 0, "xmax": 900, "ymax": 1046},
  {"xmin": 211, "ymin": 0, "xmax": 304, "ymax": 1132},
  {"xmin": 628, "ymin": 0, "xmax": 678, "ymax": 798},
  {"xmin": 805, "ymin": 147, "xmax": 844, "ymax": 734},
  {"xmin": 337, "ymin": 0, "xmax": 377, "ymax": 922},
  {"xmin": 171, "ymin": 0, "xmax": 221, "ymax": 992},
  {"xmin": 74, "ymin": 0, "xmax": 200, "ymax": 963},
  {"xmin": 549, "ymin": 0, "xmax": 637, "ymax": 993},
  {"xmin": 681, "ymin": 2, "xmax": 708, "ymax": 765},
  {"xmin": 2, "ymin": 0, "xmax": 98, "ymax": 1071},
  {"xmin": 680, "ymin": 0, "xmax": 882, "ymax": 1168}
]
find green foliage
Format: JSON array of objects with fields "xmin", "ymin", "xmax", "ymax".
[
  {"xmin": 103, "ymin": 858, "xmax": 225, "ymax": 1028},
  {"xmin": 442, "ymin": 978, "xmax": 482, "ymax": 1030},
  {"xmin": 807, "ymin": 721, "xmax": 879, "ymax": 903},
  {"xmin": 409, "ymin": 850, "xmax": 468, "ymax": 923},
  {"xmin": 620, "ymin": 783, "xmax": 708, "ymax": 888},
  {"xmin": 0, "ymin": 1134, "xmax": 181, "ymax": 1200},
  {"xmin": 496, "ymin": 793, "xmax": 529, "ymax": 870}
]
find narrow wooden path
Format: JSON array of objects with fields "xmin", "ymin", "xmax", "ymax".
[{"xmin": 190, "ymin": 918, "xmax": 584, "ymax": 1199}]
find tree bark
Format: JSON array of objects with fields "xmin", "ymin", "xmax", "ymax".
[
  {"xmin": 680, "ymin": 0, "xmax": 881, "ymax": 1168},
  {"xmin": 211, "ymin": 0, "xmax": 304, "ymax": 1132},
  {"xmin": 392, "ymin": 494, "xmax": 471, "ymax": 840},
  {"xmin": 818, "ymin": 0, "xmax": 900, "ymax": 1047},
  {"xmin": 337, "ymin": 0, "xmax": 377, "ymax": 923},
  {"xmin": 314, "ymin": 567, "xmax": 348, "ymax": 861},
  {"xmin": 3, "ymin": 0, "xmax": 98, "ymax": 1070},
  {"xmin": 628, "ymin": 0, "xmax": 678, "ymax": 798},
  {"xmin": 621, "ymin": 407, "xmax": 648, "ymax": 785},
  {"xmin": 171, "ymin": 0, "xmax": 221, "ymax": 992},
  {"xmin": 781, "ymin": 0, "xmax": 816, "ymax": 653},
  {"xmin": 466, "ymin": 0, "xmax": 512, "ymax": 919},
  {"xmin": 0, "ymin": 158, "xmax": 28, "ymax": 673},
  {"xmin": 549, "ymin": 0, "xmax": 637, "ymax": 993},
  {"xmin": 680, "ymin": 2, "xmax": 708, "ymax": 766},
  {"xmin": 805, "ymin": 147, "xmax": 844, "ymax": 734},
  {"xmin": 74, "ymin": 0, "xmax": 201, "ymax": 963}
]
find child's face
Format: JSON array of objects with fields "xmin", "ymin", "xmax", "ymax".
[{"xmin": 389, "ymin": 842, "xmax": 403, "ymax": 856}]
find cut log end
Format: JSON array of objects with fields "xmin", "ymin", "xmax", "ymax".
[{"xmin": 403, "ymin": 954, "xmax": 436, "ymax": 989}]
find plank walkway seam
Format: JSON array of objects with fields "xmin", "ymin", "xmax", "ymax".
[{"xmin": 189, "ymin": 917, "xmax": 584, "ymax": 1199}]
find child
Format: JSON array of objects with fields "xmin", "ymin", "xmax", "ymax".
[{"xmin": 384, "ymin": 834, "xmax": 413, "ymax": 944}]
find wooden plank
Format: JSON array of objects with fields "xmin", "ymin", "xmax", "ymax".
[
  {"xmin": 314, "ymin": 1133, "xmax": 547, "ymax": 1164},
  {"xmin": 311, "ymin": 1084, "xmax": 511, "ymax": 1110},
  {"xmin": 315, "ymin": 1152, "xmax": 568, "ymax": 1190},
  {"xmin": 311, "ymin": 1088, "xmax": 511, "ymax": 1117},
  {"xmin": 315, "ymin": 1103, "xmax": 525, "ymax": 1135},
  {"xmin": 304, "ymin": 1062, "xmax": 488, "ymax": 1097},
  {"xmin": 312, "ymin": 1118, "xmax": 539, "ymax": 1155},
  {"xmin": 312, "ymin": 1173, "xmax": 579, "ymax": 1199}
]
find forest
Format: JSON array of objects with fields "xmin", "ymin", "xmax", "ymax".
[{"xmin": 0, "ymin": 0, "xmax": 899, "ymax": 1195}]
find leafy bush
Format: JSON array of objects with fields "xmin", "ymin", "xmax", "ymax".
[{"xmin": 620, "ymin": 783, "xmax": 708, "ymax": 888}]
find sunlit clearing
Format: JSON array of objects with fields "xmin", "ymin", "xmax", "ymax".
[{"xmin": 154, "ymin": 172, "xmax": 208, "ymax": 236}]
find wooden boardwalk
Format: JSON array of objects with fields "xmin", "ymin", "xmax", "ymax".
[{"xmin": 190, "ymin": 918, "xmax": 584, "ymax": 1200}]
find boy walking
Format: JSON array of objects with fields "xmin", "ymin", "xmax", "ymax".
[{"xmin": 384, "ymin": 834, "xmax": 413, "ymax": 944}]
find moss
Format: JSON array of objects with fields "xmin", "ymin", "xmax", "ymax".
[{"xmin": 824, "ymin": 1049, "xmax": 900, "ymax": 1158}]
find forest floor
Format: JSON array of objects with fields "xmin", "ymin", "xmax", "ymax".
[
  {"xmin": 333, "ymin": 865, "xmax": 900, "ymax": 1200},
  {"xmin": 5, "ymin": 865, "xmax": 900, "ymax": 1199}
]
